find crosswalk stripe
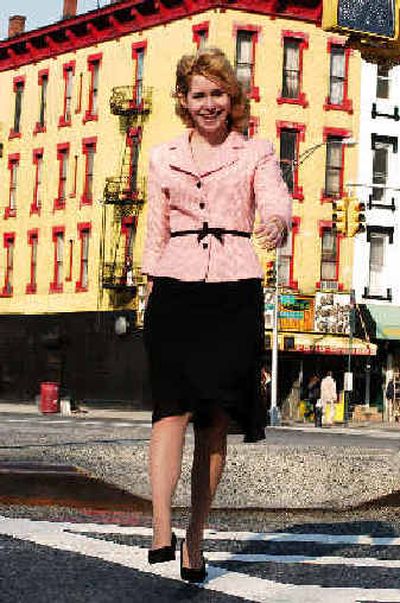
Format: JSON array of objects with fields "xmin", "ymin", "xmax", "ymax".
[
  {"xmin": 207, "ymin": 551, "xmax": 400, "ymax": 568},
  {"xmin": 63, "ymin": 523, "xmax": 400, "ymax": 547},
  {"xmin": 2, "ymin": 516, "xmax": 400, "ymax": 603}
]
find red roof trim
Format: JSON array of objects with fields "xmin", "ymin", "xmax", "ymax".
[{"xmin": 0, "ymin": 1, "xmax": 322, "ymax": 73}]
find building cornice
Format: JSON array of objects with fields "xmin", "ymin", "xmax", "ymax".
[{"xmin": 0, "ymin": 0, "xmax": 322, "ymax": 73}]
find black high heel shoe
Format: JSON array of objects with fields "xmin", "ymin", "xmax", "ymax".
[
  {"xmin": 148, "ymin": 532, "xmax": 177, "ymax": 564},
  {"xmin": 180, "ymin": 540, "xmax": 207, "ymax": 583}
]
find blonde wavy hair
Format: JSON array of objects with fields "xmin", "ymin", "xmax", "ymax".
[{"xmin": 174, "ymin": 47, "xmax": 249, "ymax": 132}]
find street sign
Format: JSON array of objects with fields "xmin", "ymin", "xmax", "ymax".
[{"xmin": 344, "ymin": 371, "xmax": 353, "ymax": 391}]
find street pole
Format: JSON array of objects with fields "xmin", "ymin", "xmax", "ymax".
[
  {"xmin": 344, "ymin": 288, "xmax": 355, "ymax": 425},
  {"xmin": 270, "ymin": 247, "xmax": 280, "ymax": 426}
]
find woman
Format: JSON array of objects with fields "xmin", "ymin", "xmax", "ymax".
[{"xmin": 142, "ymin": 47, "xmax": 291, "ymax": 582}]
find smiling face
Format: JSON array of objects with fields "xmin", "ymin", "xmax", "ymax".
[{"xmin": 182, "ymin": 74, "xmax": 232, "ymax": 139}]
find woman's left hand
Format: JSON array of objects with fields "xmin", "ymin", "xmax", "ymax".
[{"xmin": 254, "ymin": 216, "xmax": 287, "ymax": 250}]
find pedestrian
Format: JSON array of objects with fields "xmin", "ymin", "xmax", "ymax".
[
  {"xmin": 261, "ymin": 365, "xmax": 272, "ymax": 424},
  {"xmin": 142, "ymin": 47, "xmax": 291, "ymax": 583},
  {"xmin": 386, "ymin": 377, "xmax": 395, "ymax": 422},
  {"xmin": 306, "ymin": 375, "xmax": 322, "ymax": 427},
  {"xmin": 320, "ymin": 371, "xmax": 337, "ymax": 426}
]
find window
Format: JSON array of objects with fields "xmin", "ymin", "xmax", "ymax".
[
  {"xmin": 282, "ymin": 38, "xmax": 300, "ymax": 99},
  {"xmin": 126, "ymin": 128, "xmax": 141, "ymax": 194},
  {"xmin": 328, "ymin": 46, "xmax": 345, "ymax": 105},
  {"xmin": 132, "ymin": 43, "xmax": 147, "ymax": 107},
  {"xmin": 76, "ymin": 224, "xmax": 91, "ymax": 292},
  {"xmin": 235, "ymin": 31, "xmax": 255, "ymax": 95},
  {"xmin": 55, "ymin": 144, "xmax": 70, "ymax": 209},
  {"xmin": 368, "ymin": 232, "xmax": 386, "ymax": 297},
  {"xmin": 280, "ymin": 130, "xmax": 297, "ymax": 194},
  {"xmin": 371, "ymin": 134, "xmax": 397, "ymax": 202},
  {"xmin": 278, "ymin": 228, "xmax": 293, "ymax": 288},
  {"xmin": 32, "ymin": 149, "xmax": 44, "ymax": 214},
  {"xmin": 59, "ymin": 62, "xmax": 75, "ymax": 126},
  {"xmin": 35, "ymin": 70, "xmax": 49, "ymax": 133},
  {"xmin": 81, "ymin": 138, "xmax": 97, "ymax": 205},
  {"xmin": 377, "ymin": 64, "xmax": 391, "ymax": 99},
  {"xmin": 325, "ymin": 136, "xmax": 344, "ymax": 197},
  {"xmin": 192, "ymin": 22, "xmax": 209, "ymax": 49},
  {"xmin": 2, "ymin": 234, "xmax": 15, "ymax": 297},
  {"xmin": 6, "ymin": 154, "xmax": 20, "ymax": 219},
  {"xmin": 51, "ymin": 228, "xmax": 65, "ymax": 293},
  {"xmin": 84, "ymin": 54, "xmax": 102, "ymax": 122},
  {"xmin": 278, "ymin": 33, "xmax": 308, "ymax": 106},
  {"xmin": 10, "ymin": 77, "xmax": 25, "ymax": 137},
  {"xmin": 320, "ymin": 228, "xmax": 337, "ymax": 282},
  {"xmin": 26, "ymin": 230, "xmax": 39, "ymax": 294}
]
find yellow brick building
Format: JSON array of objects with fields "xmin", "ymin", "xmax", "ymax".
[{"xmin": 0, "ymin": 0, "xmax": 368, "ymax": 405}]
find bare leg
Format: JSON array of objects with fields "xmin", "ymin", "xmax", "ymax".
[
  {"xmin": 183, "ymin": 408, "xmax": 230, "ymax": 568},
  {"xmin": 149, "ymin": 413, "xmax": 191, "ymax": 549}
]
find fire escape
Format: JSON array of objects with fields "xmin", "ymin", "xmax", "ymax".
[{"xmin": 100, "ymin": 82, "xmax": 152, "ymax": 315}]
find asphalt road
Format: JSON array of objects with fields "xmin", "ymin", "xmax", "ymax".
[{"xmin": 0, "ymin": 412, "xmax": 399, "ymax": 450}]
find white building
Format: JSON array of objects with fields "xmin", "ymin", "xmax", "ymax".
[{"xmin": 353, "ymin": 59, "xmax": 400, "ymax": 411}]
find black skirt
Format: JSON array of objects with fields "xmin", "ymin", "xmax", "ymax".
[{"xmin": 143, "ymin": 277, "xmax": 266, "ymax": 442}]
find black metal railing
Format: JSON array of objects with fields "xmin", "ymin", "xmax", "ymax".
[
  {"xmin": 110, "ymin": 86, "xmax": 153, "ymax": 116},
  {"xmin": 103, "ymin": 175, "xmax": 146, "ymax": 206},
  {"xmin": 101, "ymin": 261, "xmax": 139, "ymax": 291}
]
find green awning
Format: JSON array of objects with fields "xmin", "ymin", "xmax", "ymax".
[{"xmin": 367, "ymin": 304, "xmax": 400, "ymax": 340}]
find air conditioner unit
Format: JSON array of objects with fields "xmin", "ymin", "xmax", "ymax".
[{"xmin": 319, "ymin": 280, "xmax": 339, "ymax": 291}]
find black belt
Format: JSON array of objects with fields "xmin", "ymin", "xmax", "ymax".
[{"xmin": 170, "ymin": 222, "xmax": 251, "ymax": 245}]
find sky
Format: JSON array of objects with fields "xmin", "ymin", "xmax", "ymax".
[{"xmin": 0, "ymin": 0, "xmax": 110, "ymax": 39}]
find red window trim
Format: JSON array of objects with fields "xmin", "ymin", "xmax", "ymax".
[
  {"xmin": 83, "ymin": 53, "xmax": 102, "ymax": 123},
  {"xmin": 233, "ymin": 24, "xmax": 261, "ymax": 102},
  {"xmin": 31, "ymin": 148, "xmax": 44, "ymax": 215},
  {"xmin": 9, "ymin": 75, "xmax": 25, "ymax": 139},
  {"xmin": 121, "ymin": 215, "xmax": 137, "ymax": 260},
  {"xmin": 5, "ymin": 153, "xmax": 20, "ymax": 219},
  {"xmin": 75, "ymin": 222, "xmax": 91, "ymax": 292},
  {"xmin": 324, "ymin": 38, "xmax": 353, "ymax": 114},
  {"xmin": 54, "ymin": 142, "xmax": 70, "ymax": 210},
  {"xmin": 81, "ymin": 137, "xmax": 97, "ymax": 206},
  {"xmin": 26, "ymin": 228, "xmax": 39, "ymax": 294},
  {"xmin": 276, "ymin": 120, "xmax": 306, "ymax": 202},
  {"xmin": 277, "ymin": 31, "xmax": 309, "ymax": 108},
  {"xmin": 71, "ymin": 154, "xmax": 78, "ymax": 198},
  {"xmin": 1, "ymin": 232, "xmax": 15, "ymax": 297},
  {"xmin": 287, "ymin": 216, "xmax": 300, "ymax": 290},
  {"xmin": 50, "ymin": 226, "xmax": 65, "ymax": 293},
  {"xmin": 321, "ymin": 127, "xmax": 352, "ymax": 203},
  {"xmin": 316, "ymin": 220, "xmax": 344, "ymax": 291},
  {"xmin": 192, "ymin": 21, "xmax": 209, "ymax": 48},
  {"xmin": 59, "ymin": 60, "xmax": 76, "ymax": 127}
]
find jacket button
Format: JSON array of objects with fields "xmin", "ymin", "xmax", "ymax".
[
  {"xmin": 196, "ymin": 181, "xmax": 202, "ymax": 188},
  {"xmin": 199, "ymin": 202, "xmax": 205, "ymax": 209},
  {"xmin": 202, "ymin": 243, "xmax": 208, "ymax": 249}
]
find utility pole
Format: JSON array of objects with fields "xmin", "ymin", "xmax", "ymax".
[{"xmin": 270, "ymin": 247, "xmax": 280, "ymax": 426}]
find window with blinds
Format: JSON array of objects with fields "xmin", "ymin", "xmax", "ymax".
[
  {"xmin": 282, "ymin": 38, "xmax": 300, "ymax": 99},
  {"xmin": 235, "ymin": 31, "xmax": 254, "ymax": 93},
  {"xmin": 372, "ymin": 142, "xmax": 388, "ymax": 201},
  {"xmin": 368, "ymin": 232, "xmax": 386, "ymax": 296},
  {"xmin": 376, "ymin": 64, "xmax": 391, "ymax": 99},
  {"xmin": 320, "ymin": 228, "xmax": 337, "ymax": 282},
  {"xmin": 325, "ymin": 137, "xmax": 343, "ymax": 197},
  {"xmin": 329, "ymin": 45, "xmax": 345, "ymax": 105}
]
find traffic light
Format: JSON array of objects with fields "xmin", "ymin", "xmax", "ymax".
[
  {"xmin": 265, "ymin": 260, "xmax": 276, "ymax": 288},
  {"xmin": 347, "ymin": 196, "xmax": 366, "ymax": 237},
  {"xmin": 332, "ymin": 199, "xmax": 347, "ymax": 235},
  {"xmin": 323, "ymin": 0, "xmax": 400, "ymax": 41}
]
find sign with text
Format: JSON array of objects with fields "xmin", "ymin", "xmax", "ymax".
[{"xmin": 314, "ymin": 292, "xmax": 351, "ymax": 335}]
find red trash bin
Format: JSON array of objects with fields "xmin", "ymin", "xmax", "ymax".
[{"xmin": 39, "ymin": 382, "xmax": 59, "ymax": 414}]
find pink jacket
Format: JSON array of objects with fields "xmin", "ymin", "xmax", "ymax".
[{"xmin": 141, "ymin": 129, "xmax": 292, "ymax": 282}]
